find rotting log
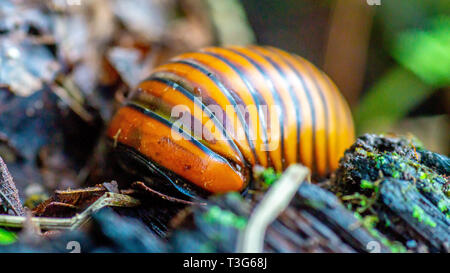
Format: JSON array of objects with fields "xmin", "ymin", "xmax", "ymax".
[{"xmin": 331, "ymin": 134, "xmax": 449, "ymax": 252}]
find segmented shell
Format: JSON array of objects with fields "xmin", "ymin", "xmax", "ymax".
[{"xmin": 107, "ymin": 46, "xmax": 355, "ymax": 193}]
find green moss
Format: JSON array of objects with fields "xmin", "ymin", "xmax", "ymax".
[
  {"xmin": 360, "ymin": 179, "xmax": 375, "ymax": 190},
  {"xmin": 438, "ymin": 199, "xmax": 448, "ymax": 212},
  {"xmin": 419, "ymin": 172, "xmax": 427, "ymax": 180},
  {"xmin": 392, "ymin": 171, "xmax": 401, "ymax": 179},
  {"xmin": 0, "ymin": 228, "xmax": 16, "ymax": 245},
  {"xmin": 334, "ymin": 135, "xmax": 448, "ymax": 253},
  {"xmin": 437, "ymin": 199, "xmax": 450, "ymax": 219},
  {"xmin": 202, "ymin": 205, "xmax": 248, "ymax": 230},
  {"xmin": 375, "ymin": 155, "xmax": 387, "ymax": 169},
  {"xmin": 260, "ymin": 167, "xmax": 282, "ymax": 187},
  {"xmin": 342, "ymin": 192, "xmax": 377, "ymax": 213},
  {"xmin": 354, "ymin": 213, "xmax": 406, "ymax": 253},
  {"xmin": 361, "ymin": 148, "xmax": 444, "ymax": 195},
  {"xmin": 424, "ymin": 218, "xmax": 437, "ymax": 228},
  {"xmin": 412, "ymin": 205, "xmax": 437, "ymax": 228}
]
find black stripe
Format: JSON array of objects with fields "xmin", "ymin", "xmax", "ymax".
[
  {"xmin": 250, "ymin": 47, "xmax": 302, "ymax": 166},
  {"xmin": 111, "ymin": 141, "xmax": 209, "ymax": 199},
  {"xmin": 294, "ymin": 56, "xmax": 330, "ymax": 174},
  {"xmin": 125, "ymin": 102, "xmax": 238, "ymax": 172},
  {"xmin": 226, "ymin": 48, "xmax": 285, "ymax": 169},
  {"xmin": 139, "ymin": 76, "xmax": 245, "ymax": 165},
  {"xmin": 267, "ymin": 48, "xmax": 318, "ymax": 174},
  {"xmin": 170, "ymin": 59, "xmax": 259, "ymax": 165},
  {"xmin": 200, "ymin": 51, "xmax": 274, "ymax": 168}
]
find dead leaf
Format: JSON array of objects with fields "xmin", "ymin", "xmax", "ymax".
[{"xmin": 0, "ymin": 156, "xmax": 25, "ymax": 216}]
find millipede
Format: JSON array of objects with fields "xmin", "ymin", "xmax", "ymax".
[{"xmin": 107, "ymin": 46, "xmax": 355, "ymax": 197}]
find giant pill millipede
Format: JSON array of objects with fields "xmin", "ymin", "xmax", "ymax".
[{"xmin": 107, "ymin": 46, "xmax": 355, "ymax": 196}]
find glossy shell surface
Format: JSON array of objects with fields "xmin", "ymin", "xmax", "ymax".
[{"xmin": 107, "ymin": 46, "xmax": 355, "ymax": 193}]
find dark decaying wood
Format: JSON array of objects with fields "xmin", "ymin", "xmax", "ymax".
[
  {"xmin": 169, "ymin": 182, "xmax": 390, "ymax": 253},
  {"xmin": 380, "ymin": 179, "xmax": 450, "ymax": 252},
  {"xmin": 292, "ymin": 183, "xmax": 390, "ymax": 253},
  {"xmin": 331, "ymin": 134, "xmax": 449, "ymax": 253}
]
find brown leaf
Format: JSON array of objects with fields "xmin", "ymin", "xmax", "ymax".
[
  {"xmin": 0, "ymin": 156, "xmax": 25, "ymax": 216},
  {"xmin": 33, "ymin": 185, "xmax": 106, "ymax": 217}
]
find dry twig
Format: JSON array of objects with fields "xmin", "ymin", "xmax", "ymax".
[{"xmin": 0, "ymin": 192, "xmax": 140, "ymax": 230}]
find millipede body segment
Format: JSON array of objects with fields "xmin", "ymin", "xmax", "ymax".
[{"xmin": 107, "ymin": 46, "xmax": 355, "ymax": 194}]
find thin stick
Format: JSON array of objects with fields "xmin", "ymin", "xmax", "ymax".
[
  {"xmin": 0, "ymin": 192, "xmax": 140, "ymax": 230},
  {"xmin": 132, "ymin": 181, "xmax": 206, "ymax": 206},
  {"xmin": 237, "ymin": 164, "xmax": 309, "ymax": 253}
]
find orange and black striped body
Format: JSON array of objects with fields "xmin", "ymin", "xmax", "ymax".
[{"xmin": 107, "ymin": 46, "xmax": 354, "ymax": 195}]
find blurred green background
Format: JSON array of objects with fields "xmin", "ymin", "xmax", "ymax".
[{"xmin": 237, "ymin": 0, "xmax": 449, "ymax": 154}]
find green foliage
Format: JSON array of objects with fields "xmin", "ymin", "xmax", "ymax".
[
  {"xmin": 360, "ymin": 179, "xmax": 380, "ymax": 196},
  {"xmin": 202, "ymin": 205, "xmax": 247, "ymax": 230},
  {"xmin": 353, "ymin": 212, "xmax": 406, "ymax": 253},
  {"xmin": 335, "ymin": 135, "xmax": 448, "ymax": 252},
  {"xmin": 260, "ymin": 168, "xmax": 282, "ymax": 187},
  {"xmin": 342, "ymin": 192, "xmax": 377, "ymax": 213},
  {"xmin": 392, "ymin": 16, "xmax": 450, "ymax": 87},
  {"xmin": 412, "ymin": 205, "xmax": 437, "ymax": 228},
  {"xmin": 355, "ymin": 66, "xmax": 432, "ymax": 133},
  {"xmin": 0, "ymin": 228, "xmax": 16, "ymax": 245},
  {"xmin": 437, "ymin": 199, "xmax": 450, "ymax": 219},
  {"xmin": 355, "ymin": 0, "xmax": 449, "ymax": 134}
]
